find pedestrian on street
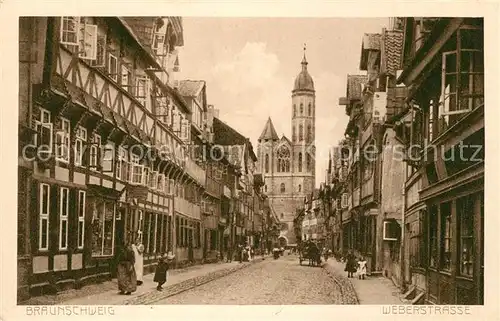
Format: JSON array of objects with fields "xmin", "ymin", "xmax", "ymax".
[
  {"xmin": 154, "ymin": 253, "xmax": 173, "ymax": 291},
  {"xmin": 132, "ymin": 236, "xmax": 145, "ymax": 286},
  {"xmin": 344, "ymin": 250, "xmax": 357, "ymax": 278},
  {"xmin": 116, "ymin": 242, "xmax": 137, "ymax": 295},
  {"xmin": 357, "ymin": 256, "xmax": 367, "ymax": 280}
]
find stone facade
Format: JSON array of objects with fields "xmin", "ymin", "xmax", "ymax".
[{"xmin": 256, "ymin": 54, "xmax": 316, "ymax": 247}]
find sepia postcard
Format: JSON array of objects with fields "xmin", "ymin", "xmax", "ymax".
[{"xmin": 0, "ymin": 1, "xmax": 498, "ymax": 320}]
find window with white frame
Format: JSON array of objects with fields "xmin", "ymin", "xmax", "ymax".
[
  {"xmin": 180, "ymin": 119, "xmax": 190, "ymax": 141},
  {"xmin": 121, "ymin": 64, "xmax": 132, "ymax": 92},
  {"xmin": 59, "ymin": 187, "xmax": 70, "ymax": 250},
  {"xmin": 101, "ymin": 142, "xmax": 114, "ymax": 174},
  {"xmin": 152, "ymin": 33, "xmax": 165, "ymax": 55},
  {"xmin": 77, "ymin": 190, "xmax": 86, "ymax": 249},
  {"xmin": 34, "ymin": 108, "xmax": 53, "ymax": 158},
  {"xmin": 108, "ymin": 54, "xmax": 118, "ymax": 81},
  {"xmin": 75, "ymin": 126, "xmax": 87, "ymax": 166},
  {"xmin": 56, "ymin": 118, "xmax": 71, "ymax": 162},
  {"xmin": 91, "ymin": 29, "xmax": 106, "ymax": 67},
  {"xmin": 60, "ymin": 17, "xmax": 80, "ymax": 46},
  {"xmin": 116, "ymin": 147, "xmax": 129, "ymax": 180},
  {"xmin": 157, "ymin": 173, "xmax": 164, "ymax": 192},
  {"xmin": 439, "ymin": 27, "xmax": 484, "ymax": 124},
  {"xmin": 135, "ymin": 76, "xmax": 150, "ymax": 107},
  {"xmin": 91, "ymin": 198, "xmax": 115, "ymax": 257},
  {"xmin": 89, "ymin": 134, "xmax": 101, "ymax": 170},
  {"xmin": 131, "ymin": 155, "xmax": 144, "ymax": 185},
  {"xmin": 60, "ymin": 17, "xmax": 98, "ymax": 60},
  {"xmin": 156, "ymin": 97, "xmax": 170, "ymax": 125},
  {"xmin": 149, "ymin": 170, "xmax": 157, "ymax": 190},
  {"xmin": 39, "ymin": 183, "xmax": 50, "ymax": 251}
]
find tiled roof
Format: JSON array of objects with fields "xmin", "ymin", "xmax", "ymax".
[
  {"xmin": 258, "ymin": 117, "xmax": 279, "ymax": 141},
  {"xmin": 122, "ymin": 17, "xmax": 158, "ymax": 51},
  {"xmin": 383, "ymin": 30, "xmax": 404, "ymax": 76},
  {"xmin": 178, "ymin": 80, "xmax": 205, "ymax": 98},
  {"xmin": 346, "ymin": 75, "xmax": 367, "ymax": 101}
]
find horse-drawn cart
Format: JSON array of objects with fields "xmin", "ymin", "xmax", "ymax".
[{"xmin": 298, "ymin": 243, "xmax": 321, "ymax": 267}]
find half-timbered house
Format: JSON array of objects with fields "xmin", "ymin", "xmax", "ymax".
[
  {"xmin": 17, "ymin": 16, "xmax": 207, "ymax": 300},
  {"xmin": 396, "ymin": 17, "xmax": 484, "ymax": 305}
]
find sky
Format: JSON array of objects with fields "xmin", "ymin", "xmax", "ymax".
[{"xmin": 177, "ymin": 18, "xmax": 389, "ymax": 187}]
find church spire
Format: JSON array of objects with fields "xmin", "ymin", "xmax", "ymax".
[
  {"xmin": 301, "ymin": 43, "xmax": 308, "ymax": 71},
  {"xmin": 258, "ymin": 117, "xmax": 279, "ymax": 142}
]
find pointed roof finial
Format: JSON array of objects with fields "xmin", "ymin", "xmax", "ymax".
[{"xmin": 301, "ymin": 43, "xmax": 308, "ymax": 70}]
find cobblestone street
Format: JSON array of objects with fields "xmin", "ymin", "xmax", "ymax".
[{"xmin": 156, "ymin": 255, "xmax": 343, "ymax": 304}]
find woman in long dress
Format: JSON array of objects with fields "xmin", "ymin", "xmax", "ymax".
[
  {"xmin": 344, "ymin": 249, "xmax": 357, "ymax": 278},
  {"xmin": 132, "ymin": 237, "xmax": 145, "ymax": 285},
  {"xmin": 117, "ymin": 243, "xmax": 137, "ymax": 295}
]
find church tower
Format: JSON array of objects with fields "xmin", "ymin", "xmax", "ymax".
[
  {"xmin": 291, "ymin": 48, "xmax": 316, "ymax": 196},
  {"xmin": 256, "ymin": 49, "xmax": 316, "ymax": 248}
]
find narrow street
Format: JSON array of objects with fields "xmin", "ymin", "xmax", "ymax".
[{"xmin": 155, "ymin": 254, "xmax": 343, "ymax": 305}]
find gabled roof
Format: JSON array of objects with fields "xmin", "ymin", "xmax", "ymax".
[
  {"xmin": 178, "ymin": 80, "xmax": 205, "ymax": 98},
  {"xmin": 279, "ymin": 135, "xmax": 292, "ymax": 146},
  {"xmin": 259, "ymin": 117, "xmax": 279, "ymax": 142},
  {"xmin": 213, "ymin": 117, "xmax": 257, "ymax": 162}
]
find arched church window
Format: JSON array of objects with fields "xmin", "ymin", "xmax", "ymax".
[
  {"xmin": 277, "ymin": 159, "xmax": 281, "ymax": 173},
  {"xmin": 265, "ymin": 154, "xmax": 269, "ymax": 173},
  {"xmin": 298, "ymin": 153, "xmax": 303, "ymax": 172},
  {"xmin": 300, "ymin": 103, "xmax": 304, "ymax": 115},
  {"xmin": 306, "ymin": 153, "xmax": 312, "ymax": 171},
  {"xmin": 299, "ymin": 124, "xmax": 303, "ymax": 141},
  {"xmin": 280, "ymin": 183, "xmax": 285, "ymax": 193},
  {"xmin": 293, "ymin": 104, "xmax": 297, "ymax": 117},
  {"xmin": 277, "ymin": 145, "xmax": 290, "ymax": 173},
  {"xmin": 298, "ymin": 184, "xmax": 302, "ymax": 192},
  {"xmin": 308, "ymin": 103, "xmax": 312, "ymax": 116},
  {"xmin": 292, "ymin": 126, "xmax": 296, "ymax": 142},
  {"xmin": 306, "ymin": 124, "xmax": 312, "ymax": 143}
]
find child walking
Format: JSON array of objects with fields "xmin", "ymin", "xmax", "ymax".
[
  {"xmin": 357, "ymin": 256, "xmax": 367, "ymax": 280},
  {"xmin": 154, "ymin": 253, "xmax": 173, "ymax": 291}
]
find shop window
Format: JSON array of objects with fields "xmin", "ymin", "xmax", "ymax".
[
  {"xmin": 91, "ymin": 199, "xmax": 115, "ymax": 257},
  {"xmin": 38, "ymin": 183, "xmax": 50, "ymax": 251},
  {"xmin": 458, "ymin": 195, "xmax": 474, "ymax": 277},
  {"xmin": 59, "ymin": 187, "xmax": 69, "ymax": 250},
  {"xmin": 429, "ymin": 205, "xmax": 438, "ymax": 268},
  {"xmin": 439, "ymin": 202, "xmax": 452, "ymax": 271}
]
